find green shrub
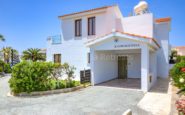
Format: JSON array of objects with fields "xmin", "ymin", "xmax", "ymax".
[
  {"xmin": 0, "ymin": 66, "xmax": 3, "ymax": 72},
  {"xmin": 49, "ymin": 79, "xmax": 57, "ymax": 90},
  {"xmin": 0, "ymin": 60, "xmax": 12, "ymax": 73},
  {"xmin": 176, "ymin": 56, "xmax": 185, "ymax": 63},
  {"xmin": 58, "ymin": 80, "xmax": 66, "ymax": 89},
  {"xmin": 170, "ymin": 61, "xmax": 185, "ymax": 94},
  {"xmin": 9, "ymin": 61, "xmax": 80, "ymax": 94},
  {"xmin": 0, "ymin": 60, "xmax": 5, "ymax": 72},
  {"xmin": 4, "ymin": 63, "xmax": 11, "ymax": 73},
  {"xmin": 9, "ymin": 61, "xmax": 54, "ymax": 94}
]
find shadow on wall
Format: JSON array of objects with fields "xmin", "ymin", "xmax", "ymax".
[{"xmin": 149, "ymin": 78, "xmax": 170, "ymax": 94}]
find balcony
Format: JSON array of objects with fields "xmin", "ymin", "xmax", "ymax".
[{"xmin": 48, "ymin": 35, "xmax": 62, "ymax": 44}]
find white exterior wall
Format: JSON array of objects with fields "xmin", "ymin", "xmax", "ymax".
[
  {"xmin": 61, "ymin": 6, "xmax": 123, "ymax": 40},
  {"xmin": 47, "ymin": 39, "xmax": 90, "ymax": 81},
  {"xmin": 93, "ymin": 51, "xmax": 118, "ymax": 84},
  {"xmin": 91, "ymin": 50, "xmax": 141, "ymax": 84},
  {"xmin": 127, "ymin": 53, "xmax": 141, "ymax": 78},
  {"xmin": 141, "ymin": 44, "xmax": 150, "ymax": 91},
  {"xmin": 122, "ymin": 14, "xmax": 154, "ymax": 38},
  {"xmin": 149, "ymin": 51, "xmax": 157, "ymax": 89},
  {"xmin": 47, "ymin": 6, "xmax": 123, "ymax": 80},
  {"xmin": 155, "ymin": 22, "xmax": 170, "ymax": 78}
]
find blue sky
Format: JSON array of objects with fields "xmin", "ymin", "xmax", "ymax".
[{"xmin": 0, "ymin": 0, "xmax": 185, "ymax": 53}]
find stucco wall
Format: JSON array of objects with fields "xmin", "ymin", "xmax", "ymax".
[
  {"xmin": 155, "ymin": 22, "xmax": 169, "ymax": 78},
  {"xmin": 61, "ymin": 6, "xmax": 122, "ymax": 41},
  {"xmin": 47, "ymin": 39, "xmax": 90, "ymax": 81},
  {"xmin": 93, "ymin": 51, "xmax": 118, "ymax": 84},
  {"xmin": 127, "ymin": 53, "xmax": 141, "ymax": 78},
  {"xmin": 148, "ymin": 51, "xmax": 157, "ymax": 89},
  {"xmin": 122, "ymin": 13, "xmax": 154, "ymax": 38}
]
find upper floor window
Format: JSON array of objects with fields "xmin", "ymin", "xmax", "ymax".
[
  {"xmin": 75, "ymin": 19, "xmax": 82, "ymax": 37},
  {"xmin": 54, "ymin": 54, "xmax": 61, "ymax": 64},
  {"xmin": 88, "ymin": 17, "xmax": 96, "ymax": 35}
]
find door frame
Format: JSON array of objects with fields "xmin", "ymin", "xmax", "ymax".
[{"xmin": 118, "ymin": 56, "xmax": 128, "ymax": 79}]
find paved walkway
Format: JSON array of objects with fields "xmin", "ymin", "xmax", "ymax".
[
  {"xmin": 0, "ymin": 76, "xmax": 146, "ymax": 115},
  {"xmin": 137, "ymin": 78, "xmax": 172, "ymax": 115}
]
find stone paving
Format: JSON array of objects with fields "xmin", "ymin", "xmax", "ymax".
[
  {"xmin": 138, "ymin": 78, "xmax": 172, "ymax": 115},
  {"xmin": 0, "ymin": 76, "xmax": 149, "ymax": 115}
]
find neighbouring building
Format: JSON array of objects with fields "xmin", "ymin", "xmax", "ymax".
[
  {"xmin": 47, "ymin": 1, "xmax": 171, "ymax": 91},
  {"xmin": 173, "ymin": 46, "xmax": 185, "ymax": 56}
]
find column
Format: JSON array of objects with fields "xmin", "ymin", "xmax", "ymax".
[
  {"xmin": 141, "ymin": 44, "xmax": 149, "ymax": 92},
  {"xmin": 90, "ymin": 48, "xmax": 95, "ymax": 86}
]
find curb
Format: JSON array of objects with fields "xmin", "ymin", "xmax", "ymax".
[{"xmin": 8, "ymin": 84, "xmax": 90, "ymax": 97}]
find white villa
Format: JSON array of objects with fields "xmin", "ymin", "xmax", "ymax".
[{"xmin": 47, "ymin": 1, "xmax": 171, "ymax": 91}]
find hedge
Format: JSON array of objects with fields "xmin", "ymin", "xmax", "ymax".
[{"xmin": 9, "ymin": 61, "xmax": 79, "ymax": 94}]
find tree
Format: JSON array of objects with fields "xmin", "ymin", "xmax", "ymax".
[
  {"xmin": 22, "ymin": 48, "xmax": 46, "ymax": 62},
  {"xmin": 0, "ymin": 34, "xmax": 5, "ymax": 42},
  {"xmin": 62, "ymin": 63, "xmax": 76, "ymax": 81},
  {"xmin": 1, "ymin": 47, "xmax": 12, "ymax": 63},
  {"xmin": 10, "ymin": 49, "xmax": 20, "ymax": 65},
  {"xmin": 169, "ymin": 50, "xmax": 178, "ymax": 64}
]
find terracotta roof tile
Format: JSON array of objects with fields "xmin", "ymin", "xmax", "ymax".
[
  {"xmin": 174, "ymin": 46, "xmax": 185, "ymax": 49},
  {"xmin": 59, "ymin": 5, "xmax": 117, "ymax": 18},
  {"xmin": 155, "ymin": 17, "xmax": 171, "ymax": 23}
]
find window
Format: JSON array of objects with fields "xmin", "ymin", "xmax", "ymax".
[
  {"xmin": 88, "ymin": 17, "xmax": 95, "ymax": 35},
  {"xmin": 54, "ymin": 54, "xmax": 61, "ymax": 63},
  {"xmin": 51, "ymin": 35, "xmax": 61, "ymax": 44},
  {"xmin": 87, "ymin": 53, "xmax": 90, "ymax": 64},
  {"xmin": 75, "ymin": 19, "xmax": 82, "ymax": 37}
]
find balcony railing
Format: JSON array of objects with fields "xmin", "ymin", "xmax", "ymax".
[{"xmin": 49, "ymin": 35, "xmax": 62, "ymax": 44}]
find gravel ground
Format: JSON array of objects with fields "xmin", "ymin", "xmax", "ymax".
[{"xmin": 0, "ymin": 75, "xmax": 149, "ymax": 115}]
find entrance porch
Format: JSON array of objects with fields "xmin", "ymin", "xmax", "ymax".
[{"xmin": 86, "ymin": 31, "xmax": 159, "ymax": 91}]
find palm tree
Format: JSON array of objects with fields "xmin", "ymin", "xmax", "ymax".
[
  {"xmin": 1, "ymin": 47, "xmax": 12, "ymax": 63},
  {"xmin": 22, "ymin": 48, "xmax": 46, "ymax": 62},
  {"xmin": 0, "ymin": 34, "xmax": 5, "ymax": 42}
]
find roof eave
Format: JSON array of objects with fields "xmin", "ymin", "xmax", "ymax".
[
  {"xmin": 85, "ymin": 32, "xmax": 160, "ymax": 49},
  {"xmin": 58, "ymin": 5, "xmax": 117, "ymax": 19}
]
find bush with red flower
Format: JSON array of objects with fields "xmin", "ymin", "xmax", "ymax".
[
  {"xmin": 170, "ymin": 61, "xmax": 185, "ymax": 94},
  {"xmin": 176, "ymin": 99, "xmax": 185, "ymax": 114}
]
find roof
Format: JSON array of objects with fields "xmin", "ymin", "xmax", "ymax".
[
  {"xmin": 155, "ymin": 17, "xmax": 171, "ymax": 23},
  {"xmin": 86, "ymin": 31, "xmax": 160, "ymax": 48},
  {"xmin": 59, "ymin": 5, "xmax": 117, "ymax": 18},
  {"xmin": 174, "ymin": 46, "xmax": 185, "ymax": 49}
]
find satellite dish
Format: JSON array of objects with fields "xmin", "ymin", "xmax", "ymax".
[{"xmin": 134, "ymin": 1, "xmax": 149, "ymax": 15}]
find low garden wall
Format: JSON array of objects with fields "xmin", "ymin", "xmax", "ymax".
[{"xmin": 11, "ymin": 84, "xmax": 90, "ymax": 97}]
